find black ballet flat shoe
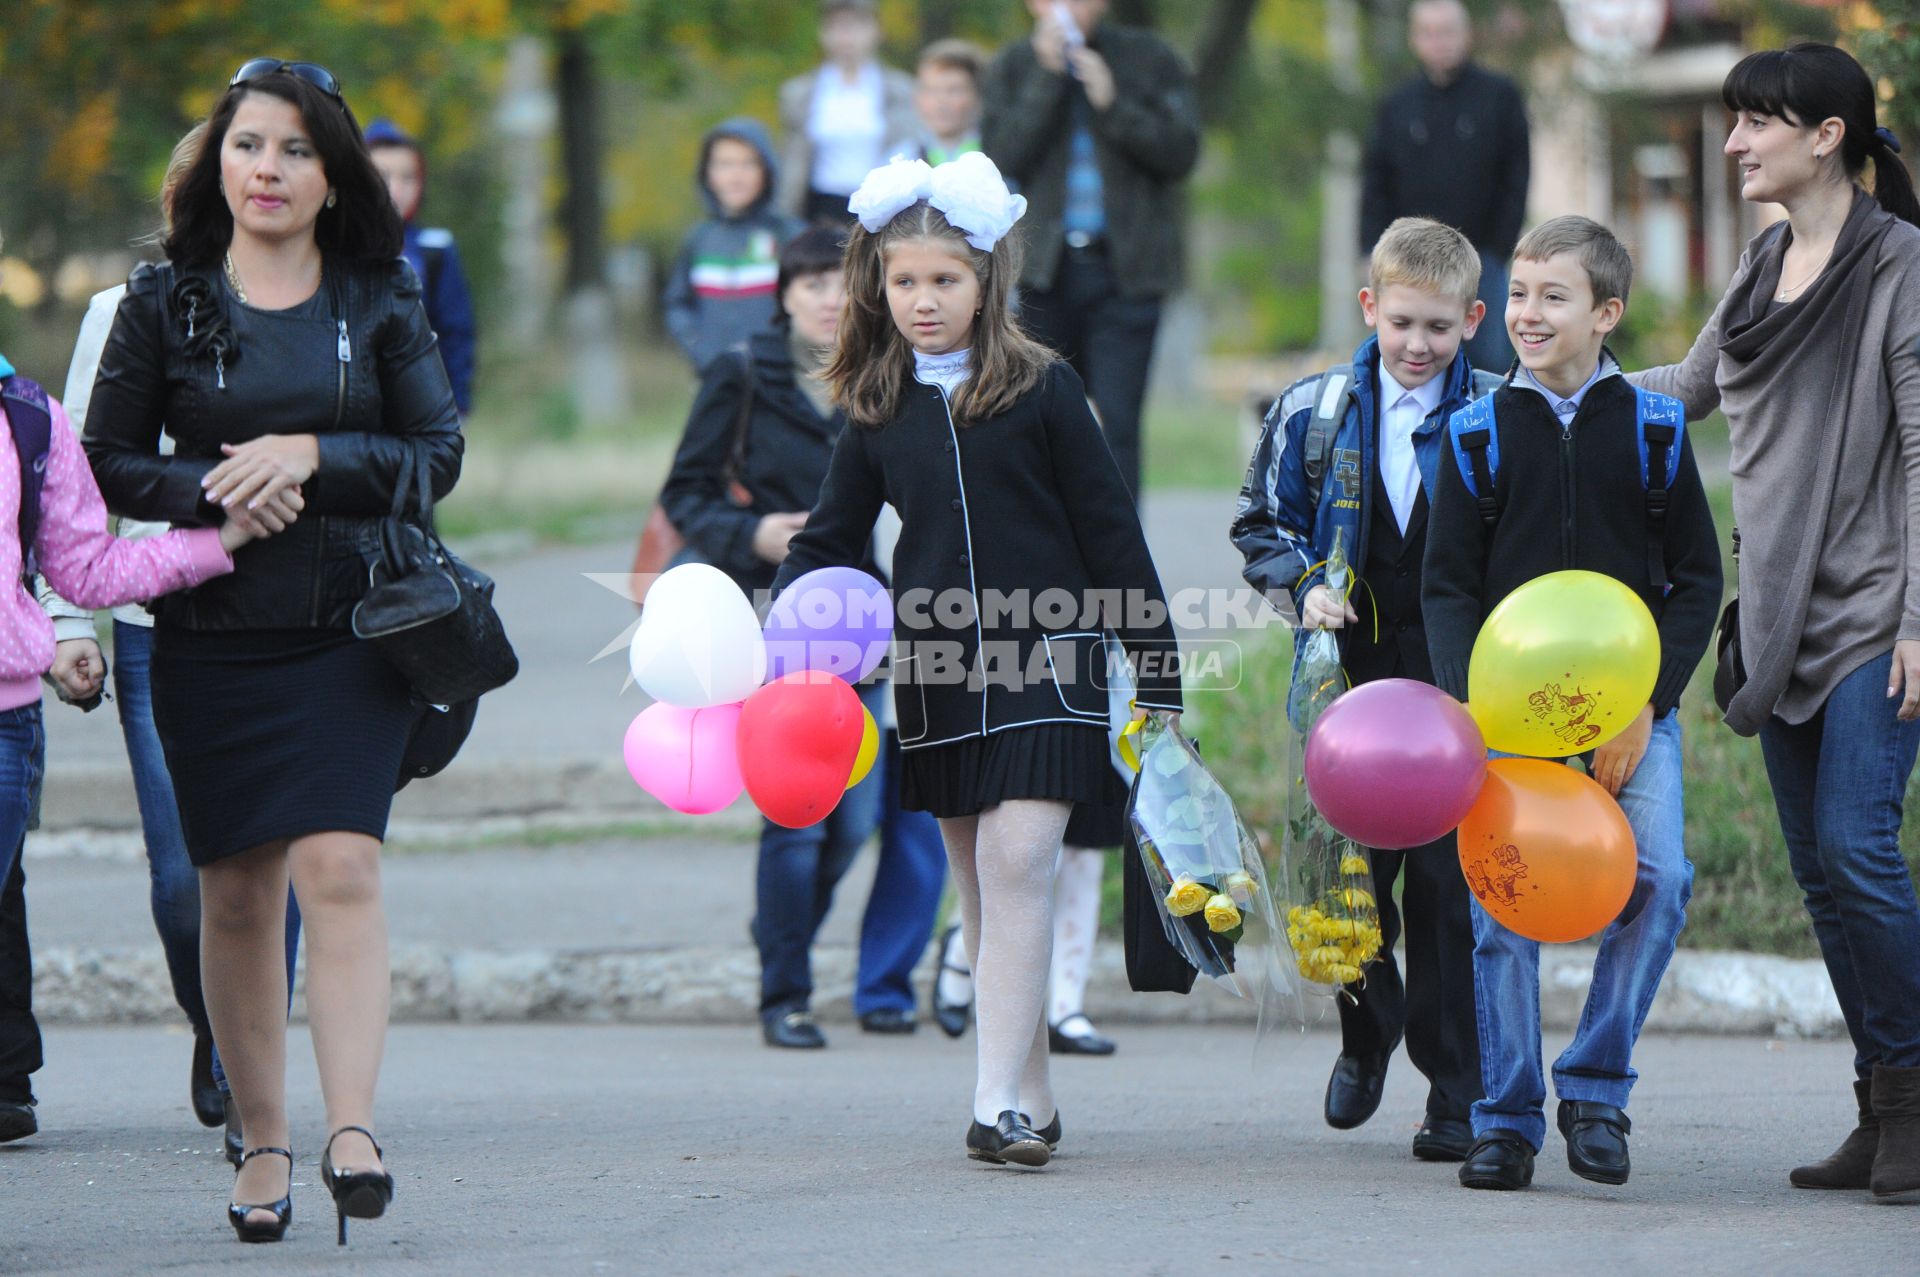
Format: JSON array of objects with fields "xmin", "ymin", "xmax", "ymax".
[
  {"xmin": 859, "ymin": 1008, "xmax": 917, "ymax": 1035},
  {"xmin": 1458, "ymin": 1131, "xmax": 1536, "ymax": 1191},
  {"xmin": 223, "ymin": 1094, "xmax": 243, "ymax": 1169},
  {"xmin": 1049, "ymin": 1014, "xmax": 1117, "ymax": 1056},
  {"xmin": 1324, "ymin": 1051, "xmax": 1391, "ymax": 1130},
  {"xmin": 1412, "ymin": 1115, "xmax": 1475, "ymax": 1162},
  {"xmin": 322, "ymin": 1125, "xmax": 395, "ymax": 1247},
  {"xmin": 1024, "ymin": 1110, "xmax": 1063, "ymax": 1152},
  {"xmin": 966, "ymin": 1111, "xmax": 1050, "ymax": 1168},
  {"xmin": 930, "ymin": 924, "xmax": 972, "ymax": 1039},
  {"xmin": 1558, "ymin": 1100, "xmax": 1631, "ymax": 1185},
  {"xmin": 762, "ymin": 1009, "xmax": 827, "ymax": 1049},
  {"xmin": 191, "ymin": 1034, "xmax": 224, "ymax": 1128},
  {"xmin": 0, "ymin": 1099, "xmax": 36, "ymax": 1144},
  {"xmin": 228, "ymin": 1147, "xmax": 293, "ymax": 1243}
]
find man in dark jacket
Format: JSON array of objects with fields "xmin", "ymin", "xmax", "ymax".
[
  {"xmin": 1360, "ymin": 0, "xmax": 1529, "ymax": 372},
  {"xmin": 982, "ymin": 0, "xmax": 1200, "ymax": 503}
]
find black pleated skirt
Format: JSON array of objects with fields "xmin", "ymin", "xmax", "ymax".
[
  {"xmin": 151, "ymin": 626, "xmax": 416, "ymax": 865},
  {"xmin": 900, "ymin": 722, "xmax": 1128, "ymax": 821}
]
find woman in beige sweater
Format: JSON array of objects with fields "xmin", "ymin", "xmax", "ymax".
[{"xmin": 1633, "ymin": 43, "xmax": 1920, "ymax": 1199}]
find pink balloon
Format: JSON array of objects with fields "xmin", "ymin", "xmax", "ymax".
[
  {"xmin": 1304, "ymin": 679, "xmax": 1487, "ymax": 850},
  {"xmin": 623, "ymin": 702, "xmax": 745, "ymax": 815}
]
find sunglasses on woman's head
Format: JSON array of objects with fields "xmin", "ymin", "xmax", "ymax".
[{"xmin": 229, "ymin": 59, "xmax": 343, "ymax": 101}]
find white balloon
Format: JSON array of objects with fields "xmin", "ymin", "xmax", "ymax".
[{"xmin": 629, "ymin": 564, "xmax": 767, "ymax": 707}]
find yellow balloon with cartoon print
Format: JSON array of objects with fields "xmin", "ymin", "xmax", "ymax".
[{"xmin": 1466, "ymin": 570, "xmax": 1659, "ymax": 758}]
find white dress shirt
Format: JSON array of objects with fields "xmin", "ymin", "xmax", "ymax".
[
  {"xmin": 808, "ymin": 64, "xmax": 887, "ymax": 197},
  {"xmin": 1376, "ymin": 366, "xmax": 1446, "ymax": 533}
]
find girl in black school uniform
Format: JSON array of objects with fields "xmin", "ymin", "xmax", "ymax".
[{"xmin": 774, "ymin": 153, "xmax": 1181, "ymax": 1169}]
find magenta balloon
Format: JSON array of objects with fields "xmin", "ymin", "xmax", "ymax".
[
  {"xmin": 763, "ymin": 567, "xmax": 893, "ymax": 682},
  {"xmin": 1304, "ymin": 679, "xmax": 1488, "ymax": 850}
]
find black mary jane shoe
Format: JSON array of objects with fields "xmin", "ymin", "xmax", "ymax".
[
  {"xmin": 1458, "ymin": 1131, "xmax": 1536, "ymax": 1191},
  {"xmin": 859, "ymin": 1008, "xmax": 917, "ymax": 1035},
  {"xmin": 1324, "ymin": 1051, "xmax": 1391, "ymax": 1130},
  {"xmin": 1412, "ymin": 1115, "xmax": 1475, "ymax": 1163},
  {"xmin": 322, "ymin": 1125, "xmax": 396, "ymax": 1247},
  {"xmin": 223, "ymin": 1094, "xmax": 243, "ymax": 1169},
  {"xmin": 930, "ymin": 924, "xmax": 972, "ymax": 1039},
  {"xmin": 762, "ymin": 1009, "xmax": 827, "ymax": 1050},
  {"xmin": 190, "ymin": 1034, "xmax": 224, "ymax": 1128},
  {"xmin": 966, "ymin": 1111, "xmax": 1051, "ymax": 1168},
  {"xmin": 1558, "ymin": 1100, "xmax": 1631, "ymax": 1185},
  {"xmin": 1049, "ymin": 1014, "xmax": 1117, "ymax": 1057},
  {"xmin": 228, "ymin": 1147, "xmax": 293, "ymax": 1243}
]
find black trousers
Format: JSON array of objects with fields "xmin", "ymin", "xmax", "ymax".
[
  {"xmin": 1335, "ymin": 649, "xmax": 1482, "ymax": 1123},
  {"xmin": 1016, "ymin": 244, "xmax": 1163, "ymax": 503},
  {"xmin": 0, "ymin": 853, "xmax": 38, "ymax": 1103}
]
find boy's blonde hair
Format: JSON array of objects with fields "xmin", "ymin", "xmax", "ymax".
[
  {"xmin": 1514, "ymin": 215, "xmax": 1634, "ymax": 306},
  {"xmin": 1368, "ymin": 217, "xmax": 1481, "ymax": 308}
]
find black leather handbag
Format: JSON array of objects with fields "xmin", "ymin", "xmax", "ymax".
[
  {"xmin": 351, "ymin": 451, "xmax": 519, "ymax": 709},
  {"xmin": 1713, "ymin": 528, "xmax": 1744, "ymax": 715}
]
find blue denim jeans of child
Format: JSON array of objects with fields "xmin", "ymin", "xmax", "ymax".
[
  {"xmin": 755, "ymin": 683, "xmax": 886, "ymax": 1016},
  {"xmin": 0, "ymin": 705, "xmax": 46, "ymax": 1102},
  {"xmin": 1757, "ymin": 651, "xmax": 1920, "ymax": 1078},
  {"xmin": 852, "ymin": 731, "xmax": 947, "ymax": 1017},
  {"xmin": 114, "ymin": 621, "xmax": 301, "ymax": 1090},
  {"xmin": 1469, "ymin": 710, "xmax": 1692, "ymax": 1150}
]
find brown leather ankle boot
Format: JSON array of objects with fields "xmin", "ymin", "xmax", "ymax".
[
  {"xmin": 1870, "ymin": 1064, "xmax": 1920, "ymax": 1197},
  {"xmin": 1789, "ymin": 1080, "xmax": 1876, "ymax": 1189}
]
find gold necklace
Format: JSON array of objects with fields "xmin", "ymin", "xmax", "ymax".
[{"xmin": 223, "ymin": 251, "xmax": 248, "ymax": 304}]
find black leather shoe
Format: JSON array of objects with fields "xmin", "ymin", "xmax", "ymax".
[
  {"xmin": 966, "ymin": 1111, "xmax": 1050, "ymax": 1167},
  {"xmin": 1026, "ymin": 1111, "xmax": 1063, "ymax": 1151},
  {"xmin": 1459, "ymin": 1130, "xmax": 1535, "ymax": 1190},
  {"xmin": 0, "ymin": 1099, "xmax": 36, "ymax": 1144},
  {"xmin": 223, "ymin": 1094, "xmax": 244, "ymax": 1168},
  {"xmin": 859, "ymin": 1008, "xmax": 916, "ymax": 1035},
  {"xmin": 762, "ymin": 1009, "xmax": 826, "ymax": 1049},
  {"xmin": 930, "ymin": 924, "xmax": 972, "ymax": 1039},
  {"xmin": 1558, "ymin": 1100, "xmax": 1631, "ymax": 1185},
  {"xmin": 1412, "ymin": 1116, "xmax": 1474, "ymax": 1162},
  {"xmin": 1324, "ymin": 1052, "xmax": 1390, "ymax": 1130},
  {"xmin": 1049, "ymin": 1014, "xmax": 1117, "ymax": 1056},
  {"xmin": 191, "ymin": 1034, "xmax": 225, "ymax": 1128}
]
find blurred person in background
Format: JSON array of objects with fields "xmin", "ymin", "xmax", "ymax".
[
  {"xmin": 365, "ymin": 120, "xmax": 478, "ymax": 416},
  {"xmin": 778, "ymin": 0, "xmax": 918, "ymax": 224},
  {"xmin": 912, "ymin": 39, "xmax": 987, "ymax": 167}
]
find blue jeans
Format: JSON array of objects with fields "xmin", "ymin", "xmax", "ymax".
[
  {"xmin": 0, "ymin": 705, "xmax": 46, "ymax": 1101},
  {"xmin": 1758, "ymin": 651, "xmax": 1920, "ymax": 1078},
  {"xmin": 114, "ymin": 621, "xmax": 301, "ymax": 1089},
  {"xmin": 853, "ymin": 731, "xmax": 947, "ymax": 1016},
  {"xmin": 755, "ymin": 684, "xmax": 886, "ymax": 1015},
  {"xmin": 1470, "ymin": 711, "xmax": 1691, "ymax": 1149},
  {"xmin": 1464, "ymin": 253, "xmax": 1515, "ymax": 374}
]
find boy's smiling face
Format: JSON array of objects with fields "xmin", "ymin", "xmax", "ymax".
[
  {"xmin": 1506, "ymin": 252, "xmax": 1624, "ymax": 395},
  {"xmin": 1359, "ymin": 284, "xmax": 1482, "ymax": 392}
]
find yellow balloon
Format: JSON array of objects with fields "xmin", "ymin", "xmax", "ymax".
[
  {"xmin": 845, "ymin": 707, "xmax": 880, "ymax": 789},
  {"xmin": 1467, "ymin": 570, "xmax": 1659, "ymax": 758}
]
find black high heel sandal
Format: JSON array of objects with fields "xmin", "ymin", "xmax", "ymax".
[
  {"xmin": 321, "ymin": 1125, "xmax": 395, "ymax": 1246},
  {"xmin": 227, "ymin": 1147, "xmax": 293, "ymax": 1243}
]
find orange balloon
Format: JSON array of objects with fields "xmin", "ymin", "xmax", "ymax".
[{"xmin": 1455, "ymin": 758, "xmax": 1636, "ymax": 943}]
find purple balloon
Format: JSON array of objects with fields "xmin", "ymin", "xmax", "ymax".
[
  {"xmin": 1304, "ymin": 679, "xmax": 1487, "ymax": 850},
  {"xmin": 763, "ymin": 567, "xmax": 893, "ymax": 682}
]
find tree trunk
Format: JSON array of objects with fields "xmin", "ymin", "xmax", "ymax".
[
  {"xmin": 1318, "ymin": 0, "xmax": 1366, "ymax": 354},
  {"xmin": 556, "ymin": 28, "xmax": 604, "ymax": 295},
  {"xmin": 1192, "ymin": 0, "xmax": 1263, "ymax": 125}
]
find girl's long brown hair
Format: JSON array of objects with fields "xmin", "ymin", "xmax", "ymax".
[{"xmin": 824, "ymin": 202, "xmax": 1054, "ymax": 428}]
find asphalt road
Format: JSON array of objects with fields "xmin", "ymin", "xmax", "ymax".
[{"xmin": 2, "ymin": 1024, "xmax": 1910, "ymax": 1276}]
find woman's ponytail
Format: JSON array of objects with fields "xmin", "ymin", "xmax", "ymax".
[{"xmin": 1868, "ymin": 126, "xmax": 1920, "ymax": 227}]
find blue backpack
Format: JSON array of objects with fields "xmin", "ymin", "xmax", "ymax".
[{"xmin": 1446, "ymin": 384, "xmax": 1686, "ymax": 591}]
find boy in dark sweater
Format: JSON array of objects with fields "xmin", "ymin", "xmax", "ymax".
[{"xmin": 1422, "ymin": 216, "xmax": 1722, "ymax": 1192}]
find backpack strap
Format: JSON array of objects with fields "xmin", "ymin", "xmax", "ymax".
[
  {"xmin": 1446, "ymin": 394, "xmax": 1501, "ymax": 530},
  {"xmin": 1302, "ymin": 368, "xmax": 1353, "ymax": 510},
  {"xmin": 0, "ymin": 375, "xmax": 53, "ymax": 586},
  {"xmin": 1635, "ymin": 387, "xmax": 1685, "ymax": 594}
]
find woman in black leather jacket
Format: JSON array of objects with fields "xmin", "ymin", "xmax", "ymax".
[{"xmin": 83, "ymin": 61, "xmax": 461, "ymax": 1245}]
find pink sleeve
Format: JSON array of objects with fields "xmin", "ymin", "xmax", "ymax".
[{"xmin": 33, "ymin": 400, "xmax": 233, "ymax": 610}]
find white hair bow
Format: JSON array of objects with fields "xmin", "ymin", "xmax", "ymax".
[{"xmin": 847, "ymin": 152, "xmax": 1028, "ymax": 253}]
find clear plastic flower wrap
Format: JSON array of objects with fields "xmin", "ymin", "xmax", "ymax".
[
  {"xmin": 1126, "ymin": 721, "xmax": 1305, "ymax": 1027},
  {"xmin": 1275, "ymin": 530, "xmax": 1383, "ymax": 1014}
]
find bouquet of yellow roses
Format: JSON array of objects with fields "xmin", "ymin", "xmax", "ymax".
[{"xmin": 1126, "ymin": 722, "xmax": 1302, "ymax": 1022}]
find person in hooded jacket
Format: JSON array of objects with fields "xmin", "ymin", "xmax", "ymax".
[
  {"xmin": 663, "ymin": 118, "xmax": 806, "ymax": 375},
  {"xmin": 364, "ymin": 119, "xmax": 478, "ymax": 415}
]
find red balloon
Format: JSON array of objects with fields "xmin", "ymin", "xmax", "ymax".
[{"xmin": 736, "ymin": 671, "xmax": 864, "ymax": 828}]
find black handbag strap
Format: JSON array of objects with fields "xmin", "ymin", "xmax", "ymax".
[
  {"xmin": 726, "ymin": 344, "xmax": 757, "ymax": 483},
  {"xmin": 388, "ymin": 446, "xmax": 437, "ymax": 529}
]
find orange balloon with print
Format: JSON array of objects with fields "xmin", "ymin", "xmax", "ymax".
[{"xmin": 1455, "ymin": 758, "xmax": 1637, "ymax": 943}]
